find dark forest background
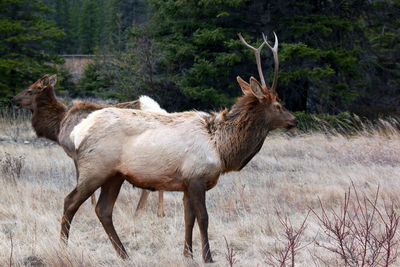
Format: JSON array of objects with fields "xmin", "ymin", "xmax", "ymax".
[{"xmin": 1, "ymin": 0, "xmax": 399, "ymax": 115}]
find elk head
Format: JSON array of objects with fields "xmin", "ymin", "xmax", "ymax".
[
  {"xmin": 12, "ymin": 74, "xmax": 57, "ymax": 110},
  {"xmin": 237, "ymin": 32, "xmax": 297, "ymax": 130}
]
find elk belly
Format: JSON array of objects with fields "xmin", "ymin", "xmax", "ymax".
[
  {"xmin": 118, "ymin": 125, "xmax": 221, "ymax": 191},
  {"xmin": 122, "ymin": 172, "xmax": 185, "ymax": 191},
  {"xmin": 117, "ymin": 132, "xmax": 186, "ymax": 191}
]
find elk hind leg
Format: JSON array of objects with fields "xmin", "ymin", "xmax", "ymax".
[
  {"xmin": 157, "ymin": 190, "xmax": 165, "ymax": 217},
  {"xmin": 134, "ymin": 189, "xmax": 150, "ymax": 217},
  {"xmin": 74, "ymin": 159, "xmax": 96, "ymax": 206},
  {"xmin": 187, "ymin": 180, "xmax": 213, "ymax": 263},
  {"xmin": 60, "ymin": 180, "xmax": 101, "ymax": 244},
  {"xmin": 95, "ymin": 175, "xmax": 127, "ymax": 259}
]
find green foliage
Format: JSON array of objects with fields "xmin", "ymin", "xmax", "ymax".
[
  {"xmin": 0, "ymin": 0, "xmax": 65, "ymax": 101},
  {"xmin": 360, "ymin": 0, "xmax": 400, "ymax": 111},
  {"xmin": 144, "ymin": 0, "xmax": 389, "ymax": 113},
  {"xmin": 74, "ymin": 0, "xmax": 399, "ymax": 114},
  {"xmin": 77, "ymin": 24, "xmax": 188, "ymax": 111},
  {"xmin": 77, "ymin": 55, "xmax": 118, "ymax": 99},
  {"xmin": 42, "ymin": 0, "xmax": 147, "ymax": 54},
  {"xmin": 147, "ymin": 0, "xmax": 250, "ymax": 109},
  {"xmin": 3, "ymin": 0, "xmax": 397, "ymax": 118},
  {"xmin": 272, "ymin": 1, "xmax": 368, "ymax": 113},
  {"xmin": 79, "ymin": 0, "xmax": 101, "ymax": 54}
]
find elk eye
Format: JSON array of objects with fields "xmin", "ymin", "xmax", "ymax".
[{"xmin": 275, "ymin": 105, "xmax": 281, "ymax": 111}]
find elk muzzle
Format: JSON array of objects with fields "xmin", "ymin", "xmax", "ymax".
[
  {"xmin": 10, "ymin": 97, "xmax": 22, "ymax": 109},
  {"xmin": 286, "ymin": 117, "xmax": 298, "ymax": 129}
]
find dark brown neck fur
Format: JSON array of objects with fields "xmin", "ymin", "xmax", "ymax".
[
  {"xmin": 204, "ymin": 95, "xmax": 271, "ymax": 172},
  {"xmin": 31, "ymin": 87, "xmax": 67, "ymax": 142}
]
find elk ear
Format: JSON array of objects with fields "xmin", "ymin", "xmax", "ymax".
[
  {"xmin": 49, "ymin": 74, "xmax": 57, "ymax": 87},
  {"xmin": 249, "ymin": 76, "xmax": 266, "ymax": 100},
  {"xmin": 39, "ymin": 74, "xmax": 50, "ymax": 89},
  {"xmin": 237, "ymin": 76, "xmax": 251, "ymax": 96}
]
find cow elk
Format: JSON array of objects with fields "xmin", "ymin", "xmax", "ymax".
[
  {"xmin": 12, "ymin": 75, "xmax": 166, "ymax": 216},
  {"xmin": 63, "ymin": 32, "xmax": 297, "ymax": 262}
]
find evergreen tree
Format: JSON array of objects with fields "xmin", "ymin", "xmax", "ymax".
[
  {"xmin": 147, "ymin": 0, "xmax": 386, "ymax": 113},
  {"xmin": 101, "ymin": 0, "xmax": 122, "ymax": 49},
  {"xmin": 359, "ymin": 0, "xmax": 400, "ymax": 116},
  {"xmin": 114, "ymin": 25, "xmax": 186, "ymax": 110},
  {"xmin": 270, "ymin": 1, "xmax": 370, "ymax": 113},
  {"xmin": 54, "ymin": 0, "xmax": 70, "ymax": 53},
  {"xmin": 148, "ymin": 0, "xmax": 249, "ymax": 109},
  {"xmin": 77, "ymin": 55, "xmax": 114, "ymax": 98},
  {"xmin": 69, "ymin": 0, "xmax": 81, "ymax": 53},
  {"xmin": 0, "ymin": 0, "xmax": 65, "ymax": 101},
  {"xmin": 79, "ymin": 0, "xmax": 101, "ymax": 54},
  {"xmin": 63, "ymin": 0, "xmax": 399, "ymax": 115},
  {"xmin": 118, "ymin": 0, "xmax": 147, "ymax": 30}
]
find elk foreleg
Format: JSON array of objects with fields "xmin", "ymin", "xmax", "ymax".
[
  {"xmin": 186, "ymin": 180, "xmax": 213, "ymax": 263},
  {"xmin": 95, "ymin": 175, "xmax": 127, "ymax": 259},
  {"xmin": 183, "ymin": 191, "xmax": 195, "ymax": 258}
]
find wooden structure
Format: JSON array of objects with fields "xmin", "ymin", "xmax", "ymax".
[{"xmin": 61, "ymin": 55, "xmax": 93, "ymax": 83}]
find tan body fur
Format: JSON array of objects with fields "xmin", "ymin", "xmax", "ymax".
[{"xmin": 72, "ymin": 109, "xmax": 221, "ymax": 192}]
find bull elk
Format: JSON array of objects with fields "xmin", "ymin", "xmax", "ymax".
[
  {"xmin": 12, "ymin": 76, "xmax": 166, "ymax": 216},
  {"xmin": 63, "ymin": 32, "xmax": 297, "ymax": 262}
]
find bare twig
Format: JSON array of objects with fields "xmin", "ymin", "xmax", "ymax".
[
  {"xmin": 224, "ymin": 236, "xmax": 237, "ymax": 267},
  {"xmin": 264, "ymin": 210, "xmax": 310, "ymax": 266}
]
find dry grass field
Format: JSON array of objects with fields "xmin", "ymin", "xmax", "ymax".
[{"xmin": 1, "ymin": 111, "xmax": 400, "ymax": 266}]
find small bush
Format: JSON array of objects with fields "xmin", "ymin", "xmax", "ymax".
[
  {"xmin": 1, "ymin": 152, "xmax": 25, "ymax": 183},
  {"xmin": 0, "ymin": 107, "xmax": 31, "ymax": 141}
]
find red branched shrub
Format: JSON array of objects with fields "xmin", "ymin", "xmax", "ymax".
[
  {"xmin": 311, "ymin": 182, "xmax": 400, "ymax": 266},
  {"xmin": 264, "ymin": 210, "xmax": 310, "ymax": 267}
]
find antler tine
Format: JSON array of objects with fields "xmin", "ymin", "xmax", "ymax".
[
  {"xmin": 262, "ymin": 32, "xmax": 279, "ymax": 93},
  {"xmin": 238, "ymin": 33, "xmax": 267, "ymax": 88}
]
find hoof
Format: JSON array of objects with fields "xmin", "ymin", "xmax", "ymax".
[
  {"xmin": 157, "ymin": 210, "xmax": 166, "ymax": 217},
  {"xmin": 204, "ymin": 257, "xmax": 214, "ymax": 263},
  {"xmin": 183, "ymin": 250, "xmax": 193, "ymax": 259},
  {"xmin": 118, "ymin": 251, "xmax": 129, "ymax": 260},
  {"xmin": 134, "ymin": 210, "xmax": 143, "ymax": 217}
]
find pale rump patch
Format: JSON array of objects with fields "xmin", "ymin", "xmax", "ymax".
[
  {"xmin": 70, "ymin": 108, "xmax": 109, "ymax": 149},
  {"xmin": 139, "ymin": 96, "xmax": 167, "ymax": 113}
]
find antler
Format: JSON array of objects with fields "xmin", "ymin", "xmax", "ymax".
[
  {"xmin": 263, "ymin": 32, "xmax": 279, "ymax": 93},
  {"xmin": 238, "ymin": 33, "xmax": 267, "ymax": 88}
]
